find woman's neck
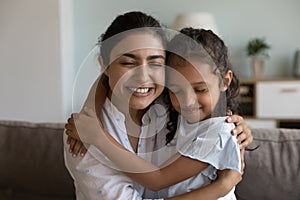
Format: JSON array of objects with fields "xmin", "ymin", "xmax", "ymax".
[
  {"xmin": 108, "ymin": 91, "xmax": 147, "ymax": 152},
  {"xmin": 123, "ymin": 108, "xmax": 147, "ymax": 153}
]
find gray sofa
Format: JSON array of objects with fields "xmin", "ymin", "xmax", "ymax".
[
  {"xmin": 236, "ymin": 128, "xmax": 300, "ymax": 200},
  {"xmin": 0, "ymin": 120, "xmax": 299, "ymax": 200},
  {"xmin": 0, "ymin": 120, "xmax": 75, "ymax": 200}
]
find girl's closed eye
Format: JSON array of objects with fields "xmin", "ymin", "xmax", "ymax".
[{"xmin": 195, "ymin": 87, "xmax": 208, "ymax": 93}]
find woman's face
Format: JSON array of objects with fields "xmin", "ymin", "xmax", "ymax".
[
  {"xmin": 104, "ymin": 33, "xmax": 166, "ymax": 112},
  {"xmin": 167, "ymin": 56, "xmax": 224, "ymax": 123}
]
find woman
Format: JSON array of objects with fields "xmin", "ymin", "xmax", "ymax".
[{"xmin": 64, "ymin": 11, "xmax": 252, "ymax": 200}]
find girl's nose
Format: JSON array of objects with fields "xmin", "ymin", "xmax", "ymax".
[{"xmin": 182, "ymin": 89, "xmax": 197, "ymax": 107}]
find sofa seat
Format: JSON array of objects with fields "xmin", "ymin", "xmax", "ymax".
[{"xmin": 0, "ymin": 120, "xmax": 75, "ymax": 200}]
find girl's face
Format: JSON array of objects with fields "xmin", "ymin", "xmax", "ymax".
[
  {"xmin": 167, "ymin": 56, "xmax": 230, "ymax": 123},
  {"xmin": 104, "ymin": 33, "xmax": 166, "ymax": 112}
]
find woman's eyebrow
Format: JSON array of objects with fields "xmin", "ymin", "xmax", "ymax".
[
  {"xmin": 147, "ymin": 55, "xmax": 165, "ymax": 61},
  {"xmin": 119, "ymin": 53, "xmax": 165, "ymax": 61},
  {"xmin": 121, "ymin": 53, "xmax": 136, "ymax": 59}
]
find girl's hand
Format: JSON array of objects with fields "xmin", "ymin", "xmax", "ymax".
[
  {"xmin": 65, "ymin": 114, "xmax": 80, "ymax": 140},
  {"xmin": 66, "ymin": 135, "xmax": 87, "ymax": 157},
  {"xmin": 226, "ymin": 115, "xmax": 253, "ymax": 148},
  {"xmin": 71, "ymin": 107, "xmax": 104, "ymax": 145},
  {"xmin": 65, "ymin": 114, "xmax": 87, "ymax": 157}
]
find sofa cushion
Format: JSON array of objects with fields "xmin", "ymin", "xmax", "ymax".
[
  {"xmin": 236, "ymin": 128, "xmax": 300, "ymax": 200},
  {"xmin": 0, "ymin": 120, "xmax": 75, "ymax": 199}
]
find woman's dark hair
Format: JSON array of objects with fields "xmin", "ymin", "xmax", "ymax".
[
  {"xmin": 165, "ymin": 28, "xmax": 240, "ymax": 144},
  {"xmin": 98, "ymin": 11, "xmax": 167, "ymax": 66}
]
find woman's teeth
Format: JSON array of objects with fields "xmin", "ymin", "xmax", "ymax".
[{"xmin": 129, "ymin": 87, "xmax": 150, "ymax": 93}]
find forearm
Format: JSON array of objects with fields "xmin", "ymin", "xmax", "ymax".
[
  {"xmin": 165, "ymin": 179, "xmax": 228, "ymax": 200},
  {"xmin": 63, "ymin": 135, "xmax": 144, "ymax": 200},
  {"xmin": 94, "ymin": 129, "xmax": 209, "ymax": 191},
  {"xmin": 93, "ymin": 130, "xmax": 159, "ymax": 173}
]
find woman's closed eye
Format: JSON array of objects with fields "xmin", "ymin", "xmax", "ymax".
[
  {"xmin": 148, "ymin": 62, "xmax": 164, "ymax": 67},
  {"xmin": 120, "ymin": 61, "xmax": 135, "ymax": 66}
]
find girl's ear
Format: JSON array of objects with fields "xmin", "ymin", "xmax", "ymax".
[
  {"xmin": 222, "ymin": 70, "xmax": 233, "ymax": 91},
  {"xmin": 98, "ymin": 56, "xmax": 109, "ymax": 75}
]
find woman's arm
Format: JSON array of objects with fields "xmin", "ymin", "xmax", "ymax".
[
  {"xmin": 226, "ymin": 115, "xmax": 253, "ymax": 148},
  {"xmin": 166, "ymin": 169, "xmax": 242, "ymax": 200},
  {"xmin": 167, "ymin": 170, "xmax": 241, "ymax": 200}
]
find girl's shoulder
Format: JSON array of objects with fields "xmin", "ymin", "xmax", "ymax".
[
  {"xmin": 178, "ymin": 116, "xmax": 234, "ymax": 139},
  {"xmin": 177, "ymin": 117, "xmax": 241, "ymax": 172}
]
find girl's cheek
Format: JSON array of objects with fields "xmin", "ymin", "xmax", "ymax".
[{"xmin": 169, "ymin": 94, "xmax": 181, "ymax": 113}]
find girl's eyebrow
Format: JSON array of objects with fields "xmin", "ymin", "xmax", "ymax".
[
  {"xmin": 192, "ymin": 82, "xmax": 207, "ymax": 86},
  {"xmin": 168, "ymin": 82, "xmax": 206, "ymax": 86}
]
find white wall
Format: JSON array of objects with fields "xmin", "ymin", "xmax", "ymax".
[
  {"xmin": 72, "ymin": 0, "xmax": 300, "ymax": 78},
  {"xmin": 0, "ymin": 0, "xmax": 72, "ymax": 122},
  {"xmin": 1, "ymin": 0, "xmax": 299, "ymax": 122}
]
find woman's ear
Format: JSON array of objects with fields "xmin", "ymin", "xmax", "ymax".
[
  {"xmin": 222, "ymin": 70, "xmax": 233, "ymax": 91},
  {"xmin": 98, "ymin": 56, "xmax": 108, "ymax": 75}
]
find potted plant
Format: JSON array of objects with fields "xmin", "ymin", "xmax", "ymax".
[{"xmin": 246, "ymin": 37, "xmax": 270, "ymax": 78}]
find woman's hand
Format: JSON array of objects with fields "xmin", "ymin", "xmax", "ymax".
[{"xmin": 226, "ymin": 115, "xmax": 253, "ymax": 148}]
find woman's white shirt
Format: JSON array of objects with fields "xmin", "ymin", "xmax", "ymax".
[{"xmin": 64, "ymin": 97, "xmax": 171, "ymax": 200}]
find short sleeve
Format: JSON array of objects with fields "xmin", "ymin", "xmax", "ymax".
[{"xmin": 177, "ymin": 117, "xmax": 241, "ymax": 173}]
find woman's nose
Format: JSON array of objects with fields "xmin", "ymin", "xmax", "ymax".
[{"xmin": 134, "ymin": 65, "xmax": 150, "ymax": 83}]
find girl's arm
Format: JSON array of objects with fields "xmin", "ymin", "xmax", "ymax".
[
  {"xmin": 68, "ymin": 107, "xmax": 242, "ymax": 199},
  {"xmin": 71, "ymin": 109, "xmax": 209, "ymax": 191},
  {"xmin": 67, "ymin": 113, "xmax": 252, "ymax": 157},
  {"xmin": 65, "ymin": 74, "xmax": 107, "ymax": 156}
]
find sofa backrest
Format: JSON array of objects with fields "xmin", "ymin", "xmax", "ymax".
[
  {"xmin": 0, "ymin": 120, "xmax": 75, "ymax": 200},
  {"xmin": 236, "ymin": 128, "xmax": 300, "ymax": 200}
]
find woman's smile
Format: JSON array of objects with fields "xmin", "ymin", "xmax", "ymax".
[{"xmin": 127, "ymin": 87, "xmax": 154, "ymax": 97}]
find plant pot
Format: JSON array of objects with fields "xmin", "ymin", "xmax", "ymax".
[{"xmin": 252, "ymin": 58, "xmax": 264, "ymax": 79}]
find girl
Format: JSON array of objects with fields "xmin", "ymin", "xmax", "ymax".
[
  {"xmin": 67, "ymin": 28, "xmax": 243, "ymax": 199},
  {"xmin": 64, "ymin": 11, "xmax": 248, "ymax": 200}
]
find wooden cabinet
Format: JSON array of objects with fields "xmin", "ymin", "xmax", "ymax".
[{"xmin": 239, "ymin": 78, "xmax": 300, "ymax": 129}]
